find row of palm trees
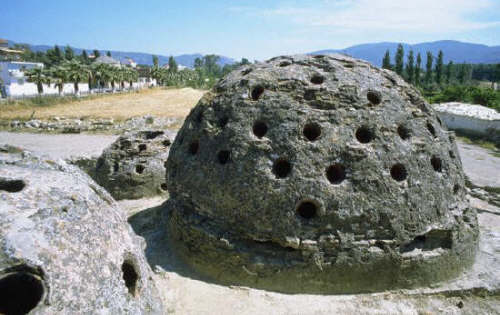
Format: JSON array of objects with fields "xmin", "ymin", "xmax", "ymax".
[{"xmin": 24, "ymin": 60, "xmax": 139, "ymax": 95}]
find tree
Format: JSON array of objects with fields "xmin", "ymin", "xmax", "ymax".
[
  {"xmin": 203, "ymin": 55, "xmax": 221, "ymax": 76},
  {"xmin": 64, "ymin": 60, "xmax": 87, "ymax": 95},
  {"xmin": 445, "ymin": 61, "xmax": 453, "ymax": 84},
  {"xmin": 241, "ymin": 58, "xmax": 250, "ymax": 65},
  {"xmin": 81, "ymin": 50, "xmax": 89, "ymax": 64},
  {"xmin": 152, "ymin": 55, "xmax": 159, "ymax": 68},
  {"xmin": 93, "ymin": 50, "xmax": 100, "ymax": 58},
  {"xmin": 394, "ymin": 44, "xmax": 404, "ymax": 75},
  {"xmin": 194, "ymin": 57, "xmax": 203, "ymax": 69},
  {"xmin": 50, "ymin": 66, "xmax": 68, "ymax": 95},
  {"xmin": 64, "ymin": 45, "xmax": 74, "ymax": 60},
  {"xmin": 405, "ymin": 50, "xmax": 415, "ymax": 83},
  {"xmin": 106, "ymin": 51, "xmax": 112, "ymax": 57},
  {"xmin": 425, "ymin": 51, "xmax": 433, "ymax": 85},
  {"xmin": 415, "ymin": 53, "xmax": 422, "ymax": 86},
  {"xmin": 168, "ymin": 56, "xmax": 178, "ymax": 73},
  {"xmin": 382, "ymin": 50, "xmax": 391, "ymax": 70},
  {"xmin": 25, "ymin": 67, "xmax": 51, "ymax": 94},
  {"xmin": 435, "ymin": 50, "xmax": 444, "ymax": 85},
  {"xmin": 46, "ymin": 45, "xmax": 64, "ymax": 66}
]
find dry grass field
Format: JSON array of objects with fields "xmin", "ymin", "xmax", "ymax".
[{"xmin": 0, "ymin": 88, "xmax": 205, "ymax": 121}]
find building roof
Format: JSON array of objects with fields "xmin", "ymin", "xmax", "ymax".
[{"xmin": 93, "ymin": 55, "xmax": 120, "ymax": 65}]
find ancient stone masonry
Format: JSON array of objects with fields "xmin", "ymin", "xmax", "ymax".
[
  {"xmin": 165, "ymin": 54, "xmax": 479, "ymax": 294},
  {"xmin": 94, "ymin": 130, "xmax": 172, "ymax": 200},
  {"xmin": 0, "ymin": 145, "xmax": 163, "ymax": 314}
]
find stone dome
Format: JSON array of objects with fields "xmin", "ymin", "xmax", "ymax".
[{"xmin": 165, "ymin": 54, "xmax": 478, "ymax": 294}]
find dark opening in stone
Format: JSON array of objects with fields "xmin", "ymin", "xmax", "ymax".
[
  {"xmin": 304, "ymin": 90, "xmax": 316, "ymax": 101},
  {"xmin": 242, "ymin": 68, "xmax": 252, "ymax": 75},
  {"xmin": 219, "ymin": 116, "xmax": 229, "ymax": 128},
  {"xmin": 162, "ymin": 139, "xmax": 171, "ymax": 147},
  {"xmin": 253, "ymin": 121, "xmax": 268, "ymax": 138},
  {"xmin": 391, "ymin": 163, "xmax": 408, "ymax": 181},
  {"xmin": 431, "ymin": 155, "xmax": 443, "ymax": 172},
  {"xmin": 196, "ymin": 111, "xmax": 203, "ymax": 123},
  {"xmin": 313, "ymin": 55, "xmax": 325, "ymax": 59},
  {"xmin": 326, "ymin": 164, "xmax": 346, "ymax": 184},
  {"xmin": 279, "ymin": 61, "xmax": 291, "ymax": 67},
  {"xmin": 303, "ymin": 123, "xmax": 321, "ymax": 141},
  {"xmin": 138, "ymin": 144, "xmax": 147, "ymax": 152},
  {"xmin": 135, "ymin": 164, "xmax": 145, "ymax": 174},
  {"xmin": 189, "ymin": 141, "xmax": 199, "ymax": 155},
  {"xmin": 297, "ymin": 201, "xmax": 317, "ymax": 219},
  {"xmin": 310, "ymin": 75, "xmax": 324, "ymax": 85},
  {"xmin": 397, "ymin": 125, "xmax": 411, "ymax": 140},
  {"xmin": 160, "ymin": 183, "xmax": 168, "ymax": 191},
  {"xmin": 251, "ymin": 86, "xmax": 264, "ymax": 100},
  {"xmin": 449, "ymin": 150, "xmax": 456, "ymax": 159},
  {"xmin": 436, "ymin": 116, "xmax": 443, "ymax": 126},
  {"xmin": 273, "ymin": 159, "xmax": 292, "ymax": 178},
  {"xmin": 355, "ymin": 126, "xmax": 374, "ymax": 143},
  {"xmin": 144, "ymin": 131, "xmax": 164, "ymax": 140},
  {"xmin": 0, "ymin": 272, "xmax": 44, "ymax": 314},
  {"xmin": 217, "ymin": 150, "xmax": 231, "ymax": 164},
  {"xmin": 0, "ymin": 178, "xmax": 26, "ymax": 193},
  {"xmin": 427, "ymin": 122, "xmax": 436, "ymax": 137},
  {"xmin": 453, "ymin": 184, "xmax": 460, "ymax": 194},
  {"xmin": 121, "ymin": 260, "xmax": 139, "ymax": 296},
  {"xmin": 367, "ymin": 90, "xmax": 382, "ymax": 105},
  {"xmin": 113, "ymin": 162, "xmax": 119, "ymax": 173}
]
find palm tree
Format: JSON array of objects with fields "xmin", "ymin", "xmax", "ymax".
[
  {"xmin": 25, "ymin": 67, "xmax": 51, "ymax": 95},
  {"xmin": 50, "ymin": 66, "xmax": 68, "ymax": 95},
  {"xmin": 64, "ymin": 60, "xmax": 87, "ymax": 95}
]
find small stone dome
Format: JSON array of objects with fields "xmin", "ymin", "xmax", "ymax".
[{"xmin": 165, "ymin": 54, "xmax": 478, "ymax": 294}]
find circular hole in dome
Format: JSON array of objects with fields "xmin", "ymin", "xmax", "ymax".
[
  {"xmin": 242, "ymin": 68, "xmax": 252, "ymax": 75},
  {"xmin": 391, "ymin": 163, "xmax": 408, "ymax": 181},
  {"xmin": 449, "ymin": 150, "xmax": 456, "ymax": 159},
  {"xmin": 217, "ymin": 150, "xmax": 231, "ymax": 164},
  {"xmin": 427, "ymin": 122, "xmax": 436, "ymax": 137},
  {"xmin": 310, "ymin": 75, "xmax": 324, "ymax": 85},
  {"xmin": 273, "ymin": 159, "xmax": 292, "ymax": 178},
  {"xmin": 251, "ymin": 86, "xmax": 264, "ymax": 100},
  {"xmin": 162, "ymin": 139, "xmax": 171, "ymax": 147},
  {"xmin": 279, "ymin": 61, "xmax": 291, "ymax": 67},
  {"xmin": 138, "ymin": 144, "xmax": 147, "ymax": 152},
  {"xmin": 160, "ymin": 183, "xmax": 168, "ymax": 191},
  {"xmin": 253, "ymin": 120, "xmax": 268, "ymax": 138},
  {"xmin": 303, "ymin": 123, "xmax": 321, "ymax": 141},
  {"xmin": 135, "ymin": 164, "xmax": 145, "ymax": 174},
  {"xmin": 121, "ymin": 260, "xmax": 139, "ymax": 296},
  {"xmin": 367, "ymin": 90, "xmax": 382, "ymax": 105},
  {"xmin": 326, "ymin": 164, "xmax": 346, "ymax": 184},
  {"xmin": 0, "ymin": 178, "xmax": 26, "ymax": 193},
  {"xmin": 431, "ymin": 155, "xmax": 443, "ymax": 172},
  {"xmin": 296, "ymin": 201, "xmax": 317, "ymax": 219},
  {"xmin": 453, "ymin": 184, "xmax": 460, "ymax": 194},
  {"xmin": 397, "ymin": 125, "xmax": 411, "ymax": 140},
  {"xmin": 355, "ymin": 126, "xmax": 374, "ymax": 143},
  {"xmin": 0, "ymin": 272, "xmax": 44, "ymax": 315},
  {"xmin": 304, "ymin": 90, "xmax": 315, "ymax": 101},
  {"xmin": 188, "ymin": 140, "xmax": 199, "ymax": 155}
]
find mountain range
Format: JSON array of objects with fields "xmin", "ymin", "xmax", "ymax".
[
  {"xmin": 6, "ymin": 40, "xmax": 500, "ymax": 68},
  {"xmin": 311, "ymin": 40, "xmax": 500, "ymax": 66}
]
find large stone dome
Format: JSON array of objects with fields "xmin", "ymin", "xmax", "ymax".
[{"xmin": 165, "ymin": 54, "xmax": 478, "ymax": 294}]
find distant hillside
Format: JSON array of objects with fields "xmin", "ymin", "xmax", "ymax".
[
  {"xmin": 6, "ymin": 40, "xmax": 235, "ymax": 68},
  {"xmin": 311, "ymin": 40, "xmax": 500, "ymax": 66}
]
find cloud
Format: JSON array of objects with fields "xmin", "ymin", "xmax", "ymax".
[{"xmin": 233, "ymin": 0, "xmax": 500, "ymax": 33}]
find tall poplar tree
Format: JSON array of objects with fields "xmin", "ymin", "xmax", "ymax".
[
  {"xmin": 382, "ymin": 50, "xmax": 391, "ymax": 70},
  {"xmin": 425, "ymin": 51, "xmax": 433, "ymax": 85},
  {"xmin": 415, "ymin": 53, "xmax": 422, "ymax": 86},
  {"xmin": 395, "ymin": 44, "xmax": 404, "ymax": 75},
  {"xmin": 445, "ymin": 61, "xmax": 453, "ymax": 84},
  {"xmin": 435, "ymin": 50, "xmax": 444, "ymax": 84},
  {"xmin": 405, "ymin": 50, "xmax": 415, "ymax": 83}
]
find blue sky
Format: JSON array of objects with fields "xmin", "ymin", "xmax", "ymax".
[{"xmin": 2, "ymin": 0, "xmax": 499, "ymax": 60}]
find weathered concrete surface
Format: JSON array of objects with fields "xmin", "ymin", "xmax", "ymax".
[
  {"xmin": 94, "ymin": 130, "xmax": 173, "ymax": 200},
  {"xmin": 0, "ymin": 146, "xmax": 163, "ymax": 314},
  {"xmin": 458, "ymin": 142, "xmax": 500, "ymax": 188},
  {"xmin": 166, "ymin": 54, "xmax": 478, "ymax": 294}
]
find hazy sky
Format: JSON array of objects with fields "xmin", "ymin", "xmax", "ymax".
[{"xmin": 2, "ymin": 0, "xmax": 499, "ymax": 60}]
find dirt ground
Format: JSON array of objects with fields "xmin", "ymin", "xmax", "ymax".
[{"xmin": 0, "ymin": 88, "xmax": 205, "ymax": 121}]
